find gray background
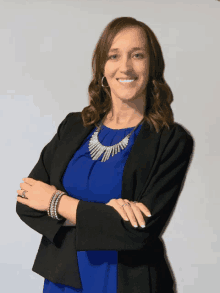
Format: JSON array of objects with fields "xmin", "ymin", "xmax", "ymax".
[{"xmin": 1, "ymin": 0, "xmax": 219, "ymax": 292}]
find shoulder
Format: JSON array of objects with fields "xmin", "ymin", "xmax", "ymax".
[
  {"xmin": 61, "ymin": 111, "xmax": 82, "ymax": 128},
  {"xmin": 64, "ymin": 111, "xmax": 82, "ymax": 122},
  {"xmin": 161, "ymin": 122, "xmax": 194, "ymax": 143},
  {"xmin": 157, "ymin": 122, "xmax": 194, "ymax": 160},
  {"xmin": 57, "ymin": 112, "xmax": 82, "ymax": 138}
]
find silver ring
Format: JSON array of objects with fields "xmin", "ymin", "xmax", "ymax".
[
  {"xmin": 121, "ymin": 201, "xmax": 137, "ymax": 207},
  {"xmin": 121, "ymin": 202, "xmax": 131, "ymax": 208},
  {"xmin": 21, "ymin": 190, "xmax": 28, "ymax": 199}
]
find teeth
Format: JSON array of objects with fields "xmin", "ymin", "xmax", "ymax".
[{"xmin": 119, "ymin": 79, "xmax": 135, "ymax": 83}]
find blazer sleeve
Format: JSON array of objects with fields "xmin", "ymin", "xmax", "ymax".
[
  {"xmin": 16, "ymin": 113, "xmax": 74, "ymax": 245},
  {"xmin": 75, "ymin": 126, "xmax": 194, "ymax": 251}
]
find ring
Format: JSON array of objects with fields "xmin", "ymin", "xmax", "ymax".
[
  {"xmin": 21, "ymin": 190, "xmax": 28, "ymax": 199},
  {"xmin": 121, "ymin": 202, "xmax": 131, "ymax": 208}
]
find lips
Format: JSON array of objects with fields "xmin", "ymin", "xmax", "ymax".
[
  {"xmin": 117, "ymin": 77, "xmax": 137, "ymax": 81},
  {"xmin": 117, "ymin": 77, "xmax": 137, "ymax": 86}
]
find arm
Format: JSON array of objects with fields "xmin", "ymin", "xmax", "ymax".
[
  {"xmin": 74, "ymin": 129, "xmax": 194, "ymax": 251},
  {"xmin": 57, "ymin": 194, "xmax": 80, "ymax": 226},
  {"xmin": 16, "ymin": 112, "xmax": 75, "ymax": 245}
]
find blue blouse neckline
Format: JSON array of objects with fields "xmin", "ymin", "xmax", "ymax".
[{"xmin": 102, "ymin": 124, "xmax": 136, "ymax": 131}]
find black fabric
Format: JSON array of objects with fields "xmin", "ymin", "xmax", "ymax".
[{"xmin": 16, "ymin": 112, "xmax": 194, "ymax": 293}]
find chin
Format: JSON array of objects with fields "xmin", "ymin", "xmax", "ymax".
[
  {"xmin": 116, "ymin": 94, "xmax": 140, "ymax": 101},
  {"xmin": 116, "ymin": 89, "xmax": 142, "ymax": 98}
]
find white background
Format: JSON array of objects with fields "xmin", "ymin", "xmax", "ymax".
[{"xmin": 1, "ymin": 0, "xmax": 219, "ymax": 292}]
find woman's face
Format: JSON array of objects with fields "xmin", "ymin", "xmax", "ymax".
[{"xmin": 104, "ymin": 26, "xmax": 150, "ymax": 105}]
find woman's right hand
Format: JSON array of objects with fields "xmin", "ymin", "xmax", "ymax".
[{"xmin": 106, "ymin": 198, "xmax": 151, "ymax": 228}]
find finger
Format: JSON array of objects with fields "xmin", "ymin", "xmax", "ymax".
[
  {"xmin": 20, "ymin": 182, "xmax": 25, "ymax": 189},
  {"xmin": 112, "ymin": 199, "xmax": 130, "ymax": 222},
  {"xmin": 20, "ymin": 182, "xmax": 30, "ymax": 190},
  {"xmin": 123, "ymin": 200, "xmax": 148, "ymax": 227},
  {"xmin": 23, "ymin": 177, "xmax": 36, "ymax": 185},
  {"xmin": 17, "ymin": 189, "xmax": 22, "ymax": 195},
  {"xmin": 16, "ymin": 194, "xmax": 28, "ymax": 206},
  {"xmin": 123, "ymin": 202, "xmax": 143, "ymax": 227},
  {"xmin": 123, "ymin": 200, "xmax": 144, "ymax": 226},
  {"xmin": 128, "ymin": 204, "xmax": 146, "ymax": 227},
  {"xmin": 123, "ymin": 199, "xmax": 138, "ymax": 228},
  {"xmin": 17, "ymin": 189, "xmax": 28, "ymax": 199},
  {"xmin": 23, "ymin": 177, "xmax": 31, "ymax": 182},
  {"xmin": 124, "ymin": 199, "xmax": 151, "ymax": 217},
  {"xmin": 135, "ymin": 202, "xmax": 151, "ymax": 217},
  {"xmin": 117, "ymin": 200, "xmax": 139, "ymax": 227}
]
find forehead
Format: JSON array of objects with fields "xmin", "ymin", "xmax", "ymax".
[{"xmin": 110, "ymin": 26, "xmax": 147, "ymax": 50}]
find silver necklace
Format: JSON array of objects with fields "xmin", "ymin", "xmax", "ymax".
[{"xmin": 89, "ymin": 117, "xmax": 144, "ymax": 162}]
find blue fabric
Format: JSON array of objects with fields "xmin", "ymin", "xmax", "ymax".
[{"xmin": 43, "ymin": 122, "xmax": 143, "ymax": 293}]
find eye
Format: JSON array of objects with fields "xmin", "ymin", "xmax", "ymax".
[
  {"xmin": 134, "ymin": 53, "xmax": 144, "ymax": 58},
  {"xmin": 109, "ymin": 54, "xmax": 117, "ymax": 60},
  {"xmin": 108, "ymin": 53, "xmax": 144, "ymax": 60}
]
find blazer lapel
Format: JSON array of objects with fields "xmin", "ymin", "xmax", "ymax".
[
  {"xmin": 51, "ymin": 116, "xmax": 161, "ymax": 203},
  {"xmin": 51, "ymin": 118, "xmax": 95, "ymax": 192},
  {"xmin": 121, "ymin": 121, "xmax": 161, "ymax": 202}
]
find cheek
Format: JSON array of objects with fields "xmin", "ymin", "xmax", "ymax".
[
  {"xmin": 105, "ymin": 60, "xmax": 120, "ymax": 76},
  {"xmin": 139, "ymin": 62, "xmax": 149, "ymax": 73},
  {"xmin": 140, "ymin": 67, "xmax": 150, "ymax": 83},
  {"xmin": 104, "ymin": 61, "xmax": 113, "ymax": 74},
  {"xmin": 105, "ymin": 67, "xmax": 116, "ymax": 78}
]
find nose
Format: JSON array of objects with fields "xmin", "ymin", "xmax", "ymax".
[{"xmin": 119, "ymin": 56, "xmax": 133, "ymax": 72}]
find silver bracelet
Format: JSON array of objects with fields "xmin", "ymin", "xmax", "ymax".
[
  {"xmin": 47, "ymin": 190, "xmax": 65, "ymax": 220},
  {"xmin": 50, "ymin": 191, "xmax": 62, "ymax": 218},
  {"xmin": 47, "ymin": 191, "xmax": 58, "ymax": 217},
  {"xmin": 50, "ymin": 191, "xmax": 61, "ymax": 218},
  {"xmin": 53, "ymin": 192, "xmax": 66, "ymax": 220}
]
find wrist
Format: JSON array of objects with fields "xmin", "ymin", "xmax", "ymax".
[
  {"xmin": 57, "ymin": 194, "xmax": 69, "ymax": 218},
  {"xmin": 57, "ymin": 194, "xmax": 79, "ymax": 225},
  {"xmin": 47, "ymin": 190, "xmax": 66, "ymax": 220}
]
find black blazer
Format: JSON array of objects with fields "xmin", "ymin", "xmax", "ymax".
[{"xmin": 16, "ymin": 112, "xmax": 194, "ymax": 293}]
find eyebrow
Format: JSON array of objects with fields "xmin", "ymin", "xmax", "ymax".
[{"xmin": 109, "ymin": 47, "xmax": 146, "ymax": 53}]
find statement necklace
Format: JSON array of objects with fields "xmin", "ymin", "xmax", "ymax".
[{"xmin": 89, "ymin": 116, "xmax": 144, "ymax": 162}]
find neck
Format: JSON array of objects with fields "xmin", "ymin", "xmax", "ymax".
[
  {"xmin": 105, "ymin": 95, "xmax": 146, "ymax": 126},
  {"xmin": 105, "ymin": 109, "xmax": 144, "ymax": 126}
]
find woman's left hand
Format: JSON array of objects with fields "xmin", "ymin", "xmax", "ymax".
[
  {"xmin": 17, "ymin": 178, "xmax": 57, "ymax": 212},
  {"xmin": 106, "ymin": 198, "xmax": 151, "ymax": 228}
]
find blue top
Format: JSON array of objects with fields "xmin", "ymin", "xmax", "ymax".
[{"xmin": 43, "ymin": 121, "xmax": 143, "ymax": 293}]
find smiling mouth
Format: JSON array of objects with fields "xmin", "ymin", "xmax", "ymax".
[{"xmin": 117, "ymin": 78, "xmax": 137, "ymax": 84}]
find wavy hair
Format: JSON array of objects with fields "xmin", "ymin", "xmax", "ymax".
[{"xmin": 81, "ymin": 17, "xmax": 174, "ymax": 133}]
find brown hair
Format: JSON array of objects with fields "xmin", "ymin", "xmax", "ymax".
[{"xmin": 81, "ymin": 16, "xmax": 174, "ymax": 133}]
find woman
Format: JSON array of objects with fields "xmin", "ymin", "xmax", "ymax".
[{"xmin": 16, "ymin": 17, "xmax": 194, "ymax": 293}]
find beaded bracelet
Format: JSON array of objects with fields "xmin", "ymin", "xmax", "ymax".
[
  {"xmin": 47, "ymin": 190, "xmax": 66, "ymax": 220},
  {"xmin": 47, "ymin": 191, "xmax": 59, "ymax": 218},
  {"xmin": 47, "ymin": 191, "xmax": 56, "ymax": 217},
  {"xmin": 50, "ymin": 191, "xmax": 62, "ymax": 219},
  {"xmin": 53, "ymin": 191, "xmax": 66, "ymax": 220}
]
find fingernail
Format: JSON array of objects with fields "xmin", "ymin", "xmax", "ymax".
[
  {"xmin": 141, "ymin": 225, "xmax": 146, "ymax": 228},
  {"xmin": 148, "ymin": 214, "xmax": 151, "ymax": 217},
  {"xmin": 133, "ymin": 225, "xmax": 138, "ymax": 228}
]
